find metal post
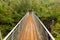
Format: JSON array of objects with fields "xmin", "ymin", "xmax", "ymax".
[{"xmin": 0, "ymin": 31, "xmax": 2, "ymax": 40}]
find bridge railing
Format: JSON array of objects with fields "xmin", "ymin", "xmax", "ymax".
[
  {"xmin": 3, "ymin": 12, "xmax": 55, "ymax": 40},
  {"xmin": 32, "ymin": 12, "xmax": 55, "ymax": 40},
  {"xmin": 3, "ymin": 12, "xmax": 29, "ymax": 40}
]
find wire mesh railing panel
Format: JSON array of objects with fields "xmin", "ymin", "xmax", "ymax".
[
  {"xmin": 3, "ymin": 12, "xmax": 55, "ymax": 40},
  {"xmin": 3, "ymin": 12, "xmax": 29, "ymax": 40},
  {"xmin": 32, "ymin": 12, "xmax": 55, "ymax": 40}
]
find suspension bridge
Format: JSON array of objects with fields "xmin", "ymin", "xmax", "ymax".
[{"xmin": 3, "ymin": 12, "xmax": 55, "ymax": 40}]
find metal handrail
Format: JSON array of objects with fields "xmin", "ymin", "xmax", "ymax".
[
  {"xmin": 3, "ymin": 12, "xmax": 29, "ymax": 40},
  {"xmin": 3, "ymin": 12, "xmax": 55, "ymax": 40},
  {"xmin": 32, "ymin": 12, "xmax": 55, "ymax": 40}
]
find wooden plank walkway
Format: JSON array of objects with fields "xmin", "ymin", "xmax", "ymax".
[{"xmin": 19, "ymin": 13, "xmax": 42, "ymax": 40}]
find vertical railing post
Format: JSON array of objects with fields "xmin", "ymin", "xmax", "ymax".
[
  {"xmin": 11, "ymin": 33, "xmax": 13, "ymax": 40},
  {"xmin": 0, "ymin": 31, "xmax": 2, "ymax": 40}
]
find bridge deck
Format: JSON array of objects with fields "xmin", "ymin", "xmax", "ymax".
[
  {"xmin": 3, "ymin": 12, "xmax": 55, "ymax": 40},
  {"xmin": 19, "ymin": 13, "xmax": 42, "ymax": 40}
]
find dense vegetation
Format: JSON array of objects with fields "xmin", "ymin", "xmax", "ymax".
[{"xmin": 0, "ymin": 0, "xmax": 60, "ymax": 40}]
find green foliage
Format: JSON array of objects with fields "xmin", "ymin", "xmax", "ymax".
[
  {"xmin": 55, "ymin": 35, "xmax": 60, "ymax": 40},
  {"xmin": 0, "ymin": 25, "xmax": 13, "ymax": 38},
  {"xmin": 54, "ymin": 23, "xmax": 60, "ymax": 33},
  {"xmin": 52, "ymin": 23, "xmax": 60, "ymax": 40},
  {"xmin": 0, "ymin": 0, "xmax": 60, "ymax": 40}
]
